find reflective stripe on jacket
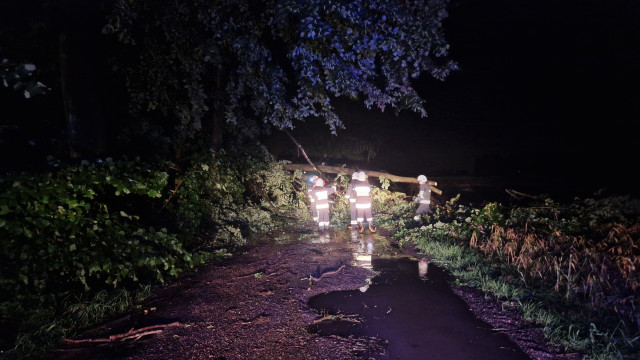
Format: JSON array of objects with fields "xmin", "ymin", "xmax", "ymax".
[
  {"xmin": 354, "ymin": 180, "xmax": 372, "ymax": 207},
  {"xmin": 418, "ymin": 183, "xmax": 431, "ymax": 203},
  {"xmin": 313, "ymin": 186, "xmax": 336, "ymax": 209}
]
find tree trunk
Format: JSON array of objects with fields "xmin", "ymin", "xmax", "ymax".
[
  {"xmin": 59, "ymin": 0, "xmax": 108, "ymax": 159},
  {"xmin": 58, "ymin": 31, "xmax": 80, "ymax": 158},
  {"xmin": 210, "ymin": 68, "xmax": 224, "ymax": 150},
  {"xmin": 282, "ymin": 163, "xmax": 442, "ymax": 195}
]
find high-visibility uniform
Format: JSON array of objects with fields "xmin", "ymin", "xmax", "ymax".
[
  {"xmin": 313, "ymin": 185, "xmax": 336, "ymax": 231},
  {"xmin": 354, "ymin": 179, "xmax": 373, "ymax": 225},
  {"xmin": 345, "ymin": 179, "xmax": 359, "ymax": 228},
  {"xmin": 415, "ymin": 181, "xmax": 433, "ymax": 217},
  {"xmin": 307, "ymin": 186, "xmax": 317, "ymax": 222}
]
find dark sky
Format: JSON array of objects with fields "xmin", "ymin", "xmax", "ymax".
[{"xmin": 321, "ymin": 0, "xmax": 639, "ymax": 196}]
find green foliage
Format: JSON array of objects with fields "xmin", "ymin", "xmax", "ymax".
[
  {"xmin": 0, "ymin": 147, "xmax": 313, "ymax": 359},
  {"xmin": 249, "ymin": 159, "xmax": 310, "ymax": 223},
  {"xmin": 371, "ymin": 186, "xmax": 413, "ymax": 223},
  {"xmin": 386, "ymin": 193, "xmax": 640, "ymax": 359},
  {"xmin": 164, "ymin": 149, "xmax": 306, "ymax": 250},
  {"xmin": 377, "ymin": 175, "xmax": 391, "ymax": 190},
  {"xmin": 164, "ymin": 152, "xmax": 246, "ymax": 239},
  {"xmin": 0, "ymin": 158, "xmax": 190, "ymax": 296},
  {"xmin": 104, "ymin": 0, "xmax": 458, "ymax": 151},
  {"xmin": 0, "ymin": 147, "xmax": 304, "ymax": 299}
]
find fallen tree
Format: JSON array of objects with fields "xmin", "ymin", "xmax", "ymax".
[{"xmin": 282, "ymin": 163, "xmax": 442, "ymax": 195}]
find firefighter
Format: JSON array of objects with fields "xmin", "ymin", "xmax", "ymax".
[
  {"xmin": 414, "ymin": 174, "xmax": 433, "ymax": 221},
  {"xmin": 345, "ymin": 171, "xmax": 359, "ymax": 229},
  {"xmin": 354, "ymin": 171, "xmax": 376, "ymax": 233},
  {"xmin": 312, "ymin": 177, "xmax": 336, "ymax": 231},
  {"xmin": 307, "ymin": 175, "xmax": 319, "ymax": 223}
]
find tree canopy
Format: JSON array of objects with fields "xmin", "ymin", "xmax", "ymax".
[
  {"xmin": 105, "ymin": 0, "xmax": 458, "ymax": 154},
  {"xmin": 2, "ymin": 0, "xmax": 457, "ymax": 162}
]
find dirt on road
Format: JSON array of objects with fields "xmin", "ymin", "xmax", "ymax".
[{"xmin": 50, "ymin": 226, "xmax": 581, "ymax": 360}]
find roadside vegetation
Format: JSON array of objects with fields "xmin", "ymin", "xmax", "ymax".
[
  {"xmin": 0, "ymin": 148, "xmax": 310, "ymax": 360},
  {"xmin": 1, "ymin": 159, "xmax": 638, "ymax": 359},
  {"xmin": 379, "ymin": 190, "xmax": 640, "ymax": 360}
]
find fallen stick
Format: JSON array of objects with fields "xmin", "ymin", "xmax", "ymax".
[
  {"xmin": 312, "ymin": 314, "xmax": 360, "ymax": 325},
  {"xmin": 310, "ymin": 264, "xmax": 347, "ymax": 282},
  {"xmin": 64, "ymin": 322, "xmax": 180, "ymax": 344}
]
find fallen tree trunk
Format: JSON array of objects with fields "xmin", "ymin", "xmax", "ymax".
[{"xmin": 282, "ymin": 163, "xmax": 442, "ymax": 195}]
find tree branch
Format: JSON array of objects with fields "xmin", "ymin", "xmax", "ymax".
[
  {"xmin": 284, "ymin": 130, "xmax": 325, "ymax": 179},
  {"xmin": 63, "ymin": 322, "xmax": 180, "ymax": 344}
]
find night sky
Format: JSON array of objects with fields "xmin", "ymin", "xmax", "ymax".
[{"xmin": 317, "ymin": 0, "xmax": 639, "ymax": 198}]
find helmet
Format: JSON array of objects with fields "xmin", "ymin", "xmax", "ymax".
[
  {"xmin": 352, "ymin": 172, "xmax": 359, "ymax": 179},
  {"xmin": 314, "ymin": 178, "xmax": 325, "ymax": 187},
  {"xmin": 308, "ymin": 175, "xmax": 319, "ymax": 184},
  {"xmin": 357, "ymin": 171, "xmax": 366, "ymax": 181},
  {"xmin": 417, "ymin": 175, "xmax": 427, "ymax": 183}
]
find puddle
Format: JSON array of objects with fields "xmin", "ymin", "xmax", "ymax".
[
  {"xmin": 308, "ymin": 229, "xmax": 532, "ymax": 360},
  {"xmin": 49, "ymin": 226, "xmax": 533, "ymax": 360}
]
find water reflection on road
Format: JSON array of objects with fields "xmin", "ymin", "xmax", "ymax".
[{"xmin": 307, "ymin": 228, "xmax": 531, "ymax": 360}]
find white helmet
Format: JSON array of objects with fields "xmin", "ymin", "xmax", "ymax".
[
  {"xmin": 314, "ymin": 178, "xmax": 325, "ymax": 187},
  {"xmin": 357, "ymin": 171, "xmax": 366, "ymax": 181},
  {"xmin": 352, "ymin": 171, "xmax": 359, "ymax": 179},
  {"xmin": 417, "ymin": 175, "xmax": 427, "ymax": 183}
]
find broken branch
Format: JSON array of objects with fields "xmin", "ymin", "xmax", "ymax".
[{"xmin": 64, "ymin": 322, "xmax": 180, "ymax": 344}]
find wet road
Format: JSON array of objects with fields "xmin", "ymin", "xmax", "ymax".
[
  {"xmin": 49, "ymin": 227, "xmax": 536, "ymax": 360},
  {"xmin": 307, "ymin": 229, "xmax": 532, "ymax": 360}
]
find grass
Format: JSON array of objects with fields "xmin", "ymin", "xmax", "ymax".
[
  {"xmin": 379, "ymin": 192, "xmax": 640, "ymax": 360},
  {"xmin": 2, "ymin": 285, "xmax": 152, "ymax": 360}
]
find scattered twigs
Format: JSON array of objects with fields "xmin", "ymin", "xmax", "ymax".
[{"xmin": 64, "ymin": 322, "xmax": 180, "ymax": 344}]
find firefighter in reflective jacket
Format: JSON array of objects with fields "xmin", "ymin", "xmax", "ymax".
[
  {"xmin": 414, "ymin": 174, "xmax": 433, "ymax": 221},
  {"xmin": 307, "ymin": 175, "xmax": 319, "ymax": 223},
  {"xmin": 345, "ymin": 171, "xmax": 359, "ymax": 229},
  {"xmin": 312, "ymin": 177, "xmax": 336, "ymax": 231},
  {"xmin": 354, "ymin": 171, "xmax": 376, "ymax": 233}
]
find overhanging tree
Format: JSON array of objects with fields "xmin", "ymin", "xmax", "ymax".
[
  {"xmin": 105, "ymin": 0, "xmax": 458, "ymax": 158},
  {"xmin": 1, "ymin": 0, "xmax": 127, "ymax": 161}
]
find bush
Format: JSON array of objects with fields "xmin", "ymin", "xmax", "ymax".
[
  {"xmin": 0, "ymin": 158, "xmax": 191, "ymax": 296},
  {"xmin": 388, "ymin": 193, "xmax": 640, "ymax": 359},
  {"xmin": 0, "ymin": 148, "xmax": 311, "ymax": 359}
]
